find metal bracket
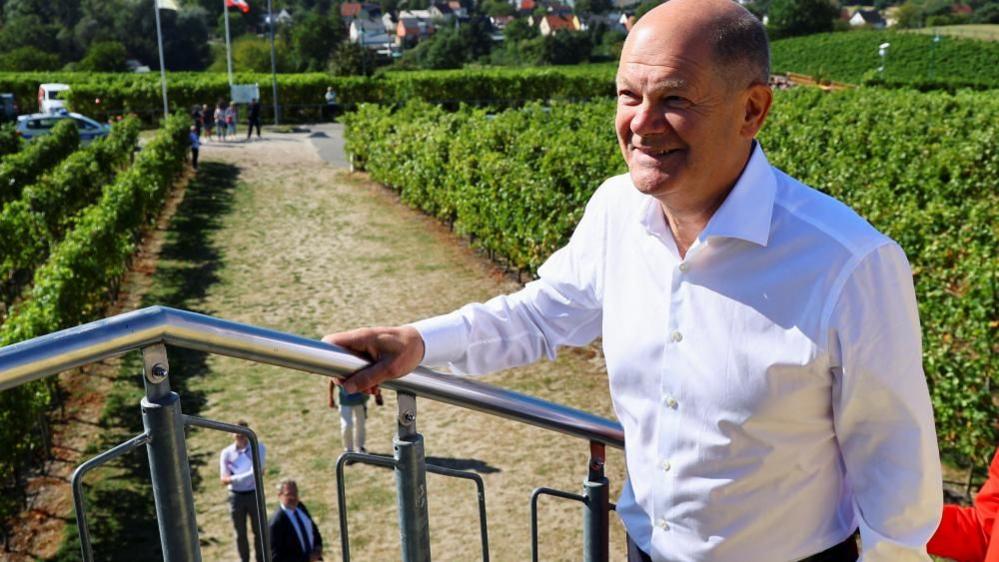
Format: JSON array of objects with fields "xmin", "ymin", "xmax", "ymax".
[
  {"xmin": 141, "ymin": 344, "xmax": 169, "ymax": 385},
  {"xmin": 183, "ymin": 415, "xmax": 271, "ymax": 562},
  {"xmin": 531, "ymin": 441, "xmax": 615, "ymax": 562},
  {"xmin": 141, "ymin": 344, "xmax": 171, "ymax": 403},
  {"xmin": 397, "ymin": 391, "xmax": 417, "ymax": 437},
  {"xmin": 335, "ymin": 450, "xmax": 490, "ymax": 562},
  {"xmin": 71, "ymin": 432, "xmax": 152, "ymax": 562}
]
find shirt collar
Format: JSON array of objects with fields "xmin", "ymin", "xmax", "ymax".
[
  {"xmin": 635, "ymin": 142, "xmax": 776, "ymax": 248},
  {"xmin": 697, "ymin": 142, "xmax": 776, "ymax": 247}
]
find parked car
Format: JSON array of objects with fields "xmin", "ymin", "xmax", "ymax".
[
  {"xmin": 0, "ymin": 93, "xmax": 17, "ymax": 124},
  {"xmin": 15, "ymin": 111, "xmax": 111, "ymax": 145},
  {"xmin": 37, "ymin": 83, "xmax": 70, "ymax": 114}
]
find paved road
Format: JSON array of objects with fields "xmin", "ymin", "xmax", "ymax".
[{"xmin": 305, "ymin": 122, "xmax": 349, "ymax": 169}]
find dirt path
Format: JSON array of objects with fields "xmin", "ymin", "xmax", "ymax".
[{"xmin": 181, "ymin": 131, "xmax": 628, "ymax": 561}]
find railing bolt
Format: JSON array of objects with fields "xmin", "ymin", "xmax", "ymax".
[{"xmin": 151, "ymin": 363, "xmax": 168, "ymax": 381}]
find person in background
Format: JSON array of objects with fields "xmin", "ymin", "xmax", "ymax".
[
  {"xmin": 327, "ymin": 379, "xmax": 382, "ymax": 454},
  {"xmin": 928, "ymin": 446, "xmax": 999, "ymax": 562},
  {"xmin": 188, "ymin": 125, "xmax": 200, "ymax": 171},
  {"xmin": 215, "ymin": 102, "xmax": 226, "ymax": 142},
  {"xmin": 227, "ymin": 100, "xmax": 238, "ymax": 139},
  {"xmin": 269, "ymin": 479, "xmax": 324, "ymax": 562},
  {"xmin": 191, "ymin": 105, "xmax": 203, "ymax": 138},
  {"xmin": 247, "ymin": 98, "xmax": 262, "ymax": 140},
  {"xmin": 219, "ymin": 420, "xmax": 267, "ymax": 562},
  {"xmin": 324, "ymin": 87, "xmax": 337, "ymax": 123},
  {"xmin": 203, "ymin": 103, "xmax": 214, "ymax": 141}
]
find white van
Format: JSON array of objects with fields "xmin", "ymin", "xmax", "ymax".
[{"xmin": 37, "ymin": 83, "xmax": 70, "ymax": 114}]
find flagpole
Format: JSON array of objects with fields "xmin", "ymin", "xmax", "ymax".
[
  {"xmin": 154, "ymin": 0, "xmax": 169, "ymax": 119},
  {"xmin": 224, "ymin": 1, "xmax": 234, "ymax": 86},
  {"xmin": 267, "ymin": 0, "xmax": 280, "ymax": 125}
]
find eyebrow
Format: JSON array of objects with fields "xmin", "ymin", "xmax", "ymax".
[{"xmin": 615, "ymin": 77, "xmax": 689, "ymax": 93}]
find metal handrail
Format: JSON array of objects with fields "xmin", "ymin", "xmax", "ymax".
[{"xmin": 0, "ymin": 305, "xmax": 624, "ymax": 448}]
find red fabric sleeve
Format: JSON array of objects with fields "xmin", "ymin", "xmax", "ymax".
[
  {"xmin": 928, "ymin": 447, "xmax": 999, "ymax": 562},
  {"xmin": 980, "ymin": 448, "xmax": 999, "ymax": 562},
  {"xmin": 928, "ymin": 504, "xmax": 988, "ymax": 562}
]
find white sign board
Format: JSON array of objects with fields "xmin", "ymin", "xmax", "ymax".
[{"xmin": 230, "ymin": 83, "xmax": 260, "ymax": 104}]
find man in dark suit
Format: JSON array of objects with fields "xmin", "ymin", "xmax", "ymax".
[{"xmin": 269, "ymin": 479, "xmax": 323, "ymax": 562}]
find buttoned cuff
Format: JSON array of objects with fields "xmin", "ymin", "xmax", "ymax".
[{"xmin": 409, "ymin": 312, "xmax": 469, "ymax": 368}]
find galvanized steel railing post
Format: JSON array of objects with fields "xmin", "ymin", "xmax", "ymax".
[
  {"xmin": 583, "ymin": 442, "xmax": 609, "ymax": 562},
  {"xmin": 141, "ymin": 345, "xmax": 201, "ymax": 562},
  {"xmin": 394, "ymin": 391, "xmax": 432, "ymax": 562}
]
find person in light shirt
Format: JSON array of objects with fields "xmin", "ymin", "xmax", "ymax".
[
  {"xmin": 321, "ymin": 0, "xmax": 942, "ymax": 560},
  {"xmin": 219, "ymin": 420, "xmax": 267, "ymax": 562}
]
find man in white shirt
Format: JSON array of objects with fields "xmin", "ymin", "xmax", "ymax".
[
  {"xmin": 219, "ymin": 420, "xmax": 267, "ymax": 562},
  {"xmin": 322, "ymin": 0, "xmax": 942, "ymax": 560}
]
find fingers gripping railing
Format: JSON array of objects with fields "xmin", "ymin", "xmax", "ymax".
[{"xmin": 0, "ymin": 306, "xmax": 625, "ymax": 562}]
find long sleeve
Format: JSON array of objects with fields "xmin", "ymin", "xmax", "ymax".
[
  {"xmin": 229, "ymin": 444, "xmax": 266, "ymax": 488},
  {"xmin": 412, "ymin": 185, "xmax": 608, "ymax": 374},
  {"xmin": 827, "ymin": 242, "xmax": 942, "ymax": 561}
]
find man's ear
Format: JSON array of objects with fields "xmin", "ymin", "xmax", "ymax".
[{"xmin": 740, "ymin": 83, "xmax": 773, "ymax": 139}]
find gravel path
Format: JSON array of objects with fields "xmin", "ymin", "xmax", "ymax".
[{"xmin": 184, "ymin": 128, "xmax": 628, "ymax": 562}]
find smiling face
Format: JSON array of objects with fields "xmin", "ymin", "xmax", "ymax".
[{"xmin": 615, "ymin": 2, "xmax": 769, "ymax": 206}]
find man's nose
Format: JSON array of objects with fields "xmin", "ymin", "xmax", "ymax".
[{"xmin": 631, "ymin": 100, "xmax": 668, "ymax": 136}]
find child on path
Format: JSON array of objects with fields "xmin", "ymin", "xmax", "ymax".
[{"xmin": 188, "ymin": 126, "xmax": 200, "ymax": 170}]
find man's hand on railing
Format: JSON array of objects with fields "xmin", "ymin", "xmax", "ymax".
[{"xmin": 321, "ymin": 326, "xmax": 425, "ymax": 394}]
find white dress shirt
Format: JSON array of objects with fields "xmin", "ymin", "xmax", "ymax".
[
  {"xmin": 411, "ymin": 144, "xmax": 942, "ymax": 562},
  {"xmin": 219, "ymin": 441, "xmax": 267, "ymax": 492}
]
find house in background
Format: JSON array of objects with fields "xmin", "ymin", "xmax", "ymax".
[
  {"xmin": 340, "ymin": 2, "xmax": 381, "ymax": 23},
  {"xmin": 350, "ymin": 18, "xmax": 393, "ymax": 50},
  {"xmin": 849, "ymin": 8, "xmax": 886, "ymax": 28},
  {"xmin": 448, "ymin": 0, "xmax": 469, "ymax": 18},
  {"xmin": 396, "ymin": 17, "xmax": 435, "ymax": 47},
  {"xmin": 539, "ymin": 14, "xmax": 579, "ymax": 35},
  {"xmin": 490, "ymin": 14, "xmax": 514, "ymax": 29},
  {"xmin": 430, "ymin": 2, "xmax": 455, "ymax": 21}
]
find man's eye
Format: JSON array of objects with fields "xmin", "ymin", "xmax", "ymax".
[
  {"xmin": 664, "ymin": 96, "xmax": 691, "ymax": 108},
  {"xmin": 617, "ymin": 91, "xmax": 640, "ymax": 104}
]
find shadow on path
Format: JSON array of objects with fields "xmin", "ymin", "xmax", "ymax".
[{"xmin": 52, "ymin": 161, "xmax": 240, "ymax": 562}]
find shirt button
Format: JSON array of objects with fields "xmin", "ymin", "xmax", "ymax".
[
  {"xmin": 660, "ymin": 459, "xmax": 671, "ymax": 472},
  {"xmin": 664, "ymin": 396, "xmax": 678, "ymax": 409},
  {"xmin": 670, "ymin": 330, "xmax": 683, "ymax": 343},
  {"xmin": 656, "ymin": 518, "xmax": 670, "ymax": 530},
  {"xmin": 678, "ymin": 262, "xmax": 689, "ymax": 273}
]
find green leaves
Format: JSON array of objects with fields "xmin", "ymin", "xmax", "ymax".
[
  {"xmin": 0, "ymin": 119, "xmax": 79, "ymax": 206},
  {"xmin": 772, "ymin": 30, "xmax": 999, "ymax": 90},
  {"xmin": 0, "ymin": 115, "xmax": 187, "ymax": 529}
]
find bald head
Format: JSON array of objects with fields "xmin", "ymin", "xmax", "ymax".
[{"xmin": 623, "ymin": 0, "xmax": 770, "ymax": 88}]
